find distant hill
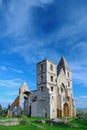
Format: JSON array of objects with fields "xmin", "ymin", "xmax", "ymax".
[
  {"xmin": 76, "ymin": 108, "xmax": 87, "ymax": 110},
  {"xmin": 76, "ymin": 108, "xmax": 87, "ymax": 112}
]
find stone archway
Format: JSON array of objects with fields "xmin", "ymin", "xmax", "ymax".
[
  {"xmin": 19, "ymin": 82, "xmax": 30, "ymax": 107},
  {"xmin": 63, "ymin": 103, "xmax": 69, "ymax": 117},
  {"xmin": 9, "ymin": 82, "xmax": 30, "ymax": 116}
]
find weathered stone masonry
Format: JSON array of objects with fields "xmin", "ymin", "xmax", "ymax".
[{"xmin": 10, "ymin": 56, "xmax": 76, "ymax": 118}]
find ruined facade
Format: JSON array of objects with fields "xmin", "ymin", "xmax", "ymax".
[
  {"xmin": 10, "ymin": 56, "xmax": 76, "ymax": 118},
  {"xmin": 10, "ymin": 82, "xmax": 30, "ymax": 116},
  {"xmin": 24, "ymin": 56, "xmax": 76, "ymax": 118}
]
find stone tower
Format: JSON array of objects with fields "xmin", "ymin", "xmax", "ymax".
[
  {"xmin": 57, "ymin": 56, "xmax": 76, "ymax": 117},
  {"xmin": 23, "ymin": 56, "xmax": 76, "ymax": 118},
  {"xmin": 37, "ymin": 59, "xmax": 57, "ymax": 118}
]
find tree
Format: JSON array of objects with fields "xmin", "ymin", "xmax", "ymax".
[
  {"xmin": 7, "ymin": 104, "xmax": 10, "ymax": 110},
  {"xmin": 0, "ymin": 104, "xmax": 3, "ymax": 115},
  {"xmin": 6, "ymin": 104, "xmax": 11, "ymax": 114}
]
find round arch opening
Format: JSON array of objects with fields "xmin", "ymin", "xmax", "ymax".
[{"xmin": 63, "ymin": 103, "xmax": 69, "ymax": 117}]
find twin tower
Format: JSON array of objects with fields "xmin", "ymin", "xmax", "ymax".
[
  {"xmin": 24, "ymin": 56, "xmax": 76, "ymax": 118},
  {"xmin": 10, "ymin": 56, "xmax": 76, "ymax": 118}
]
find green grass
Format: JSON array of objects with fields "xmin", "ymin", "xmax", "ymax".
[
  {"xmin": 70, "ymin": 118, "xmax": 87, "ymax": 129},
  {"xmin": 0, "ymin": 117, "xmax": 87, "ymax": 130},
  {"xmin": 0, "ymin": 124, "xmax": 42, "ymax": 130},
  {"xmin": 0, "ymin": 123, "xmax": 86, "ymax": 130},
  {"xmin": 0, "ymin": 117, "xmax": 9, "ymax": 120}
]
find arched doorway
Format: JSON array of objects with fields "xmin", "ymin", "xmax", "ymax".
[{"xmin": 63, "ymin": 103, "xmax": 69, "ymax": 117}]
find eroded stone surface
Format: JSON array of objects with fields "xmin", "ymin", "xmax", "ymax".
[{"xmin": 10, "ymin": 56, "xmax": 76, "ymax": 119}]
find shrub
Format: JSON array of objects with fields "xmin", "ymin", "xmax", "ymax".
[{"xmin": 76, "ymin": 111, "xmax": 87, "ymax": 120}]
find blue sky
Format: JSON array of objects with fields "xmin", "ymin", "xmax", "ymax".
[{"xmin": 0, "ymin": 0, "xmax": 87, "ymax": 108}]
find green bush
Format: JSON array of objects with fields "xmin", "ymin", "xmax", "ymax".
[
  {"xmin": 0, "ymin": 104, "xmax": 3, "ymax": 115},
  {"xmin": 76, "ymin": 111, "xmax": 87, "ymax": 120}
]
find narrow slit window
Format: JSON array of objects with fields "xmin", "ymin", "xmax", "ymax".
[
  {"xmin": 41, "ymin": 76, "xmax": 43, "ymax": 82},
  {"xmin": 68, "ymin": 81, "xmax": 70, "ymax": 87},
  {"xmin": 50, "ymin": 64, "xmax": 53, "ymax": 71},
  {"xmin": 51, "ymin": 76, "xmax": 53, "ymax": 82},
  {"xmin": 67, "ymin": 72, "xmax": 69, "ymax": 77},
  {"xmin": 51, "ymin": 87, "xmax": 53, "ymax": 91},
  {"xmin": 41, "ymin": 64, "xmax": 43, "ymax": 72}
]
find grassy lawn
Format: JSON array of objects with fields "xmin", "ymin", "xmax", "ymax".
[
  {"xmin": 0, "ymin": 123, "xmax": 86, "ymax": 130},
  {"xmin": 0, "ymin": 117, "xmax": 87, "ymax": 130},
  {"xmin": 0, "ymin": 125, "xmax": 42, "ymax": 130},
  {"xmin": 0, "ymin": 117, "xmax": 10, "ymax": 121}
]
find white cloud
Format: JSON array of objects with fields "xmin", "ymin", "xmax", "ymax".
[
  {"xmin": 0, "ymin": 99, "xmax": 13, "ymax": 107},
  {"xmin": 57, "ymin": 16, "xmax": 87, "ymax": 43},
  {"xmin": 0, "ymin": 79, "xmax": 22, "ymax": 88},
  {"xmin": 0, "ymin": 66, "xmax": 7, "ymax": 71},
  {"xmin": 75, "ymin": 96, "xmax": 87, "ymax": 108},
  {"xmin": 0, "ymin": 64, "xmax": 24, "ymax": 74},
  {"xmin": 0, "ymin": 0, "xmax": 87, "ymax": 89},
  {"xmin": 0, "ymin": 0, "xmax": 2, "ymax": 6},
  {"xmin": 8, "ymin": 42, "xmax": 60, "ymax": 64},
  {"xmin": 54, "ymin": 12, "xmax": 87, "ymax": 87},
  {"xmin": 38, "ymin": 0, "xmax": 54, "ymax": 4},
  {"xmin": 6, "ymin": 91, "xmax": 18, "ymax": 96},
  {"xmin": 0, "ymin": 0, "xmax": 54, "ymax": 38},
  {"xmin": 69, "ymin": 62, "xmax": 87, "ymax": 86},
  {"xmin": 11, "ymin": 68, "xmax": 24, "ymax": 74}
]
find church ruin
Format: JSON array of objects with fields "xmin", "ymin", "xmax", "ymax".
[
  {"xmin": 10, "ymin": 56, "xmax": 76, "ymax": 118},
  {"xmin": 9, "ymin": 82, "xmax": 30, "ymax": 116}
]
